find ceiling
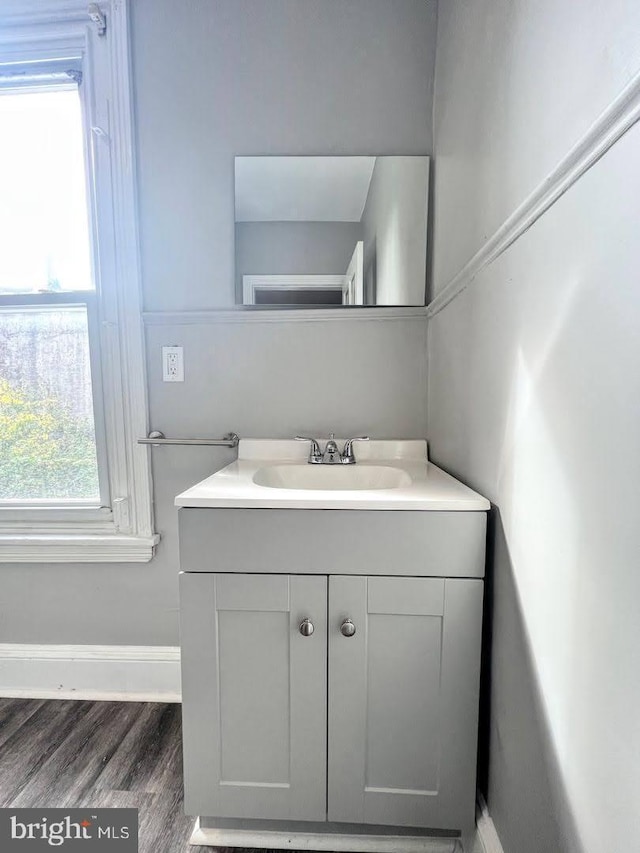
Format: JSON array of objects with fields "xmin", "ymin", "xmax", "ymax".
[{"xmin": 234, "ymin": 156, "xmax": 376, "ymax": 222}]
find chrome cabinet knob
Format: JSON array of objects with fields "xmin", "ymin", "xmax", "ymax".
[
  {"xmin": 299, "ymin": 618, "xmax": 314, "ymax": 637},
  {"xmin": 340, "ymin": 618, "xmax": 356, "ymax": 637}
]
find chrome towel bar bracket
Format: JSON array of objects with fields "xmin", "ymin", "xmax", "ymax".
[{"xmin": 138, "ymin": 431, "xmax": 239, "ymax": 448}]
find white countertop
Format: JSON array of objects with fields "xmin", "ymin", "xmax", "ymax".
[{"xmin": 175, "ymin": 439, "xmax": 490, "ymax": 511}]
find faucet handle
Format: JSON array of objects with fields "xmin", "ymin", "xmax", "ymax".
[
  {"xmin": 295, "ymin": 436, "xmax": 323, "ymax": 464},
  {"xmin": 323, "ymin": 432, "xmax": 340, "ymax": 464},
  {"xmin": 325, "ymin": 432, "xmax": 338, "ymax": 452},
  {"xmin": 341, "ymin": 436, "xmax": 370, "ymax": 464}
]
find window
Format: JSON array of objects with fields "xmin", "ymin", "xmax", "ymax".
[
  {"xmin": 0, "ymin": 86, "xmax": 101, "ymax": 505},
  {"xmin": 0, "ymin": 1, "xmax": 157, "ymax": 561}
]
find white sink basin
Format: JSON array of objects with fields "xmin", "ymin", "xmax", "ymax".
[
  {"xmin": 253, "ymin": 464, "xmax": 412, "ymax": 491},
  {"xmin": 175, "ymin": 439, "xmax": 491, "ymax": 510}
]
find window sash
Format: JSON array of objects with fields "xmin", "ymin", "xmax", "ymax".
[
  {"xmin": 0, "ymin": 292, "xmax": 111, "ymax": 514},
  {"xmin": 0, "ymin": 57, "xmax": 82, "ymax": 90}
]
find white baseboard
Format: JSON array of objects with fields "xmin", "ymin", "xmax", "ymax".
[
  {"xmin": 475, "ymin": 794, "xmax": 505, "ymax": 853},
  {"xmin": 190, "ymin": 819, "xmax": 459, "ymax": 852},
  {"xmin": 0, "ymin": 644, "xmax": 181, "ymax": 702}
]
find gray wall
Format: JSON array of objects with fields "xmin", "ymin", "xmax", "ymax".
[
  {"xmin": 429, "ymin": 2, "xmax": 640, "ymax": 852},
  {"xmin": 234, "ymin": 221, "xmax": 363, "ymax": 302},
  {"xmin": 0, "ymin": 0, "xmax": 437, "ymax": 646},
  {"xmin": 134, "ymin": 0, "xmax": 437, "ymax": 311},
  {"xmin": 361, "ymin": 157, "xmax": 429, "ymax": 305}
]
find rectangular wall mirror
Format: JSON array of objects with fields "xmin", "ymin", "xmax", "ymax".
[{"xmin": 234, "ymin": 156, "xmax": 429, "ymax": 308}]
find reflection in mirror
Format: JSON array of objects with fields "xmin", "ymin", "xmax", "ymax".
[{"xmin": 234, "ymin": 156, "xmax": 429, "ymax": 307}]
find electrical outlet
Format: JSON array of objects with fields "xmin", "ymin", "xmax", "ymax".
[{"xmin": 162, "ymin": 346, "xmax": 184, "ymax": 382}]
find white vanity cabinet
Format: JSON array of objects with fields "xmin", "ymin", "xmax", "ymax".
[
  {"xmin": 176, "ymin": 443, "xmax": 489, "ymax": 849},
  {"xmin": 179, "ymin": 533, "xmax": 484, "ymax": 836}
]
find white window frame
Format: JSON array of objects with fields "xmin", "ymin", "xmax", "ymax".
[{"xmin": 0, "ymin": 0, "xmax": 157, "ymax": 562}]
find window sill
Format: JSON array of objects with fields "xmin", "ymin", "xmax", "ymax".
[{"xmin": 0, "ymin": 533, "xmax": 160, "ymax": 563}]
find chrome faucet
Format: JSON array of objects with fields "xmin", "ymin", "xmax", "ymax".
[
  {"xmin": 295, "ymin": 434, "xmax": 370, "ymax": 465},
  {"xmin": 323, "ymin": 433, "xmax": 341, "ymax": 464}
]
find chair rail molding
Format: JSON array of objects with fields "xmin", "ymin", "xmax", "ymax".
[
  {"xmin": 427, "ymin": 64, "xmax": 640, "ymax": 319},
  {"xmin": 142, "ymin": 307, "xmax": 428, "ymax": 325}
]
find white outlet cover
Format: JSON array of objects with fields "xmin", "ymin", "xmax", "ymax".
[{"xmin": 162, "ymin": 345, "xmax": 184, "ymax": 382}]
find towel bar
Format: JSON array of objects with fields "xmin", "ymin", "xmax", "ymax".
[{"xmin": 138, "ymin": 431, "xmax": 239, "ymax": 447}]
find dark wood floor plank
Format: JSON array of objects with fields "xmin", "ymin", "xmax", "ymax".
[
  {"xmin": 0, "ymin": 697, "xmax": 46, "ymax": 749},
  {"xmin": 141, "ymin": 705, "xmax": 185, "ymax": 797},
  {"xmin": 0, "ymin": 698, "xmax": 303, "ymax": 853},
  {"xmin": 76, "ymin": 787, "xmax": 156, "ymax": 811},
  {"xmin": 10, "ymin": 701, "xmax": 142, "ymax": 808},
  {"xmin": 93, "ymin": 702, "xmax": 171, "ymax": 794},
  {"xmin": 0, "ymin": 699, "xmax": 92, "ymax": 806}
]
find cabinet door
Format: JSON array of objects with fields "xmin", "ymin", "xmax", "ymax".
[
  {"xmin": 328, "ymin": 576, "xmax": 482, "ymax": 831},
  {"xmin": 180, "ymin": 573, "xmax": 327, "ymax": 821}
]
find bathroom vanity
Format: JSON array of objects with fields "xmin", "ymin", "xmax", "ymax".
[{"xmin": 176, "ymin": 440, "xmax": 489, "ymax": 851}]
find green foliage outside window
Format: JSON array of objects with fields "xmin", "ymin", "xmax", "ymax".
[{"xmin": 0, "ymin": 379, "xmax": 99, "ymax": 501}]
